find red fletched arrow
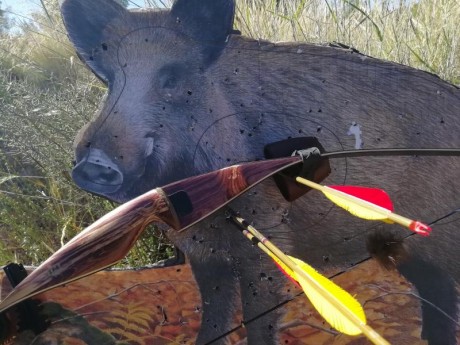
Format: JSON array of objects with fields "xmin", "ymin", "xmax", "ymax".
[
  {"xmin": 296, "ymin": 177, "xmax": 431, "ymax": 236},
  {"xmin": 330, "ymin": 186, "xmax": 394, "ymax": 211}
]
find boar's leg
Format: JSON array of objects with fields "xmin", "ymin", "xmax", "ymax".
[
  {"xmin": 398, "ymin": 257, "xmax": 458, "ymax": 345},
  {"xmin": 368, "ymin": 231, "xmax": 458, "ymax": 344},
  {"xmin": 237, "ymin": 259, "xmax": 287, "ymax": 344},
  {"xmin": 188, "ymin": 255, "xmax": 240, "ymax": 345}
]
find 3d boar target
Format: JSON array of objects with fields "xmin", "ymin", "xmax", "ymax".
[{"xmin": 61, "ymin": 0, "xmax": 460, "ymax": 344}]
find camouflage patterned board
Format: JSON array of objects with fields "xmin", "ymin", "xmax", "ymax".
[{"xmin": 2, "ymin": 259, "xmax": 455, "ymax": 345}]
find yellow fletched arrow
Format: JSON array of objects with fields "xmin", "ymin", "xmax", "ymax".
[
  {"xmin": 276, "ymin": 255, "xmax": 365, "ymax": 335},
  {"xmin": 295, "ymin": 177, "xmax": 431, "ymax": 236},
  {"xmin": 232, "ymin": 214, "xmax": 390, "ymax": 345}
]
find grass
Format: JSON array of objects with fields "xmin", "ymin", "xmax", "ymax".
[
  {"xmin": 235, "ymin": 0, "xmax": 459, "ymax": 85},
  {"xmin": 0, "ymin": 0, "xmax": 458, "ymax": 267}
]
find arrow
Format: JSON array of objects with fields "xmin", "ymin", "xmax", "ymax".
[
  {"xmin": 231, "ymin": 214, "xmax": 390, "ymax": 345},
  {"xmin": 295, "ymin": 177, "xmax": 431, "ymax": 236}
]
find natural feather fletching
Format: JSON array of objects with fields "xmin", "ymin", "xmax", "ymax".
[
  {"xmin": 271, "ymin": 253, "xmax": 366, "ymax": 335},
  {"xmin": 330, "ymin": 186, "xmax": 394, "ymax": 211},
  {"xmin": 323, "ymin": 189, "xmax": 392, "ymax": 221},
  {"xmin": 291, "ymin": 256, "xmax": 366, "ymax": 335}
]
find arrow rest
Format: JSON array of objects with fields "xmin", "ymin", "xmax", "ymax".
[{"xmin": 264, "ymin": 137, "xmax": 331, "ymax": 202}]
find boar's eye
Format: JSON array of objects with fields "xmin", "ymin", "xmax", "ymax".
[{"xmin": 157, "ymin": 63, "xmax": 185, "ymax": 90}]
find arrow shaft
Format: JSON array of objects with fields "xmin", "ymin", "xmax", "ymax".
[
  {"xmin": 239, "ymin": 227, "xmax": 284, "ymax": 269},
  {"xmin": 385, "ymin": 212, "xmax": 412, "ymax": 228},
  {"xmin": 231, "ymin": 215, "xmax": 390, "ymax": 345}
]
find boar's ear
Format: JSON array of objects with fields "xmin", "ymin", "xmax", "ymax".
[
  {"xmin": 60, "ymin": 0, "xmax": 126, "ymax": 83},
  {"xmin": 171, "ymin": 0, "xmax": 235, "ymax": 63}
]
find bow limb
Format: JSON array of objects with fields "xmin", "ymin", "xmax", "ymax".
[{"xmin": 0, "ymin": 156, "xmax": 301, "ymax": 312}]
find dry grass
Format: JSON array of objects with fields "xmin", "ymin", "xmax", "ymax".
[{"xmin": 236, "ymin": 0, "xmax": 459, "ymax": 85}]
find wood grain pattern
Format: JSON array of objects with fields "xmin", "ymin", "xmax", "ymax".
[
  {"xmin": 0, "ymin": 156, "xmax": 302, "ymax": 314},
  {"xmin": 0, "ymin": 189, "xmax": 170, "ymax": 313},
  {"xmin": 162, "ymin": 156, "xmax": 301, "ymax": 230}
]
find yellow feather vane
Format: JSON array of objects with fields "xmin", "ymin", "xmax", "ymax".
[
  {"xmin": 273, "ymin": 254, "xmax": 365, "ymax": 335},
  {"xmin": 322, "ymin": 189, "xmax": 390, "ymax": 220}
]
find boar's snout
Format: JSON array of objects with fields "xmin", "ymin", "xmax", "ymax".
[{"xmin": 72, "ymin": 148, "xmax": 123, "ymax": 195}]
